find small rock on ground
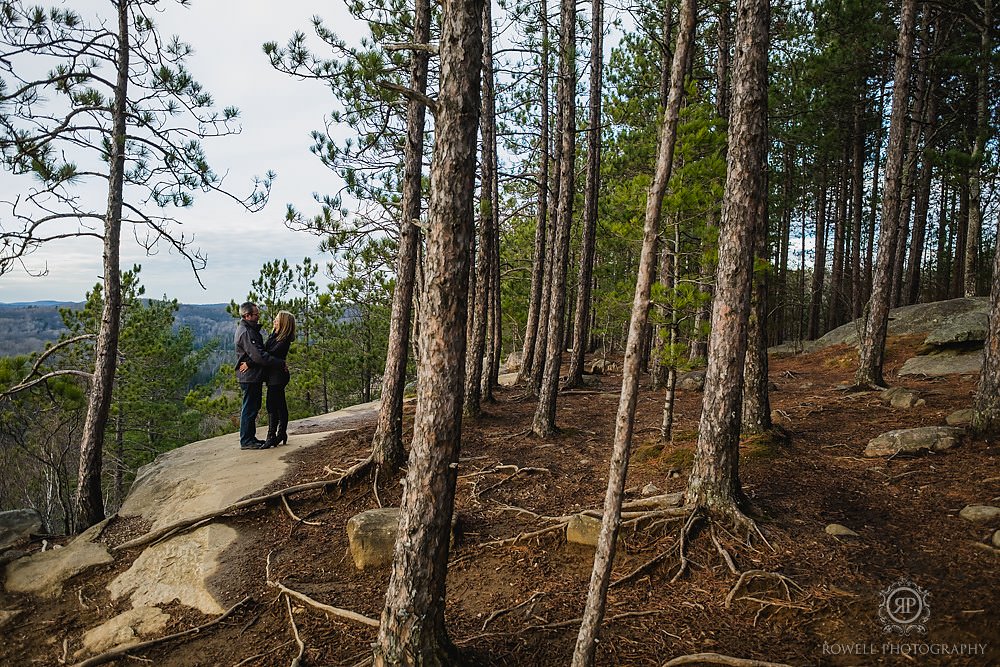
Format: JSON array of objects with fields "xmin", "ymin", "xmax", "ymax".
[
  {"xmin": 946, "ymin": 408, "xmax": 974, "ymax": 427},
  {"xmin": 825, "ymin": 524, "xmax": 860, "ymax": 538},
  {"xmin": 78, "ymin": 606, "xmax": 170, "ymax": 658},
  {"xmin": 959, "ymin": 505, "xmax": 1000, "ymax": 523}
]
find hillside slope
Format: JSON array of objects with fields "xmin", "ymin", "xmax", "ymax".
[{"xmin": 1, "ymin": 336, "xmax": 998, "ymax": 666}]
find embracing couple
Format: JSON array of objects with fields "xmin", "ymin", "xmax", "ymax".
[{"xmin": 234, "ymin": 301, "xmax": 296, "ymax": 450}]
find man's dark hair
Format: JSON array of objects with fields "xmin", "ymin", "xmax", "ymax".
[{"xmin": 239, "ymin": 302, "xmax": 258, "ymax": 318}]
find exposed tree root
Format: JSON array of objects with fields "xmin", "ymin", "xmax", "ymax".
[
  {"xmin": 710, "ymin": 525, "xmax": 740, "ymax": 575},
  {"xmin": 475, "ymin": 465, "xmax": 550, "ymax": 497},
  {"xmin": 281, "ymin": 495, "xmax": 322, "ymax": 526},
  {"xmin": 724, "ymin": 569, "xmax": 803, "ymax": 610},
  {"xmin": 662, "ymin": 652, "xmax": 792, "ymax": 667},
  {"xmin": 69, "ymin": 596, "xmax": 251, "ymax": 667},
  {"xmin": 266, "ymin": 551, "xmax": 379, "ymax": 628},
  {"xmin": 232, "ymin": 640, "xmax": 295, "ymax": 666},
  {"xmin": 114, "ymin": 456, "xmax": 373, "ymax": 552},
  {"xmin": 480, "ymin": 591, "xmax": 544, "ymax": 630},
  {"xmin": 284, "ymin": 595, "xmax": 306, "ymax": 667}
]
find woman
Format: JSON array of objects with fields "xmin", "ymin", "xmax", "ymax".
[{"xmin": 241, "ymin": 310, "xmax": 296, "ymax": 448}]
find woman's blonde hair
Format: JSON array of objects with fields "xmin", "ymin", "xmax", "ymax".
[{"xmin": 273, "ymin": 310, "xmax": 296, "ymax": 341}]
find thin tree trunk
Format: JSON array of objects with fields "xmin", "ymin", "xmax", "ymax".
[
  {"xmin": 464, "ymin": 0, "xmax": 496, "ymax": 418},
  {"xmin": 685, "ymin": 0, "xmax": 768, "ymax": 522},
  {"xmin": 371, "ymin": 0, "xmax": 430, "ymax": 473},
  {"xmin": 76, "ymin": 3, "xmax": 129, "ymax": 531},
  {"xmin": 661, "ymin": 219, "xmax": 681, "ymax": 442},
  {"xmin": 532, "ymin": 0, "xmax": 577, "ymax": 437},
  {"xmin": 565, "ymin": 0, "xmax": 604, "ymax": 388},
  {"xmin": 965, "ymin": 0, "xmax": 991, "ymax": 297},
  {"xmin": 372, "ymin": 0, "xmax": 483, "ymax": 660},
  {"xmin": 807, "ymin": 177, "xmax": 828, "ymax": 340},
  {"xmin": 850, "ymin": 103, "xmax": 864, "ymax": 320},
  {"xmin": 571, "ymin": 2, "xmax": 697, "ymax": 663},
  {"xmin": 865, "ymin": 71, "xmax": 889, "ymax": 305},
  {"xmin": 856, "ymin": 0, "xmax": 918, "ymax": 388},
  {"xmin": 742, "ymin": 181, "xmax": 771, "ymax": 436},
  {"xmin": 518, "ymin": 0, "xmax": 550, "ymax": 383}
]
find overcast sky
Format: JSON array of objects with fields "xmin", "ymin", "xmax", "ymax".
[{"xmin": 1, "ymin": 0, "xmax": 357, "ymax": 305}]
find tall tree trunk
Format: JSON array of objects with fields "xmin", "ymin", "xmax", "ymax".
[
  {"xmin": 76, "ymin": 3, "xmax": 129, "ymax": 531},
  {"xmin": 865, "ymin": 71, "xmax": 889, "ymax": 305},
  {"xmin": 571, "ymin": 1, "xmax": 697, "ymax": 663},
  {"xmin": 972, "ymin": 224, "xmax": 1000, "ymax": 436},
  {"xmin": 464, "ymin": 0, "xmax": 497, "ymax": 418},
  {"xmin": 689, "ymin": 1, "xmax": 730, "ymax": 363},
  {"xmin": 952, "ymin": 178, "xmax": 969, "ymax": 298},
  {"xmin": 483, "ymin": 143, "xmax": 502, "ymax": 402},
  {"xmin": 965, "ymin": 0, "xmax": 991, "ymax": 297},
  {"xmin": 532, "ymin": 0, "xmax": 577, "ymax": 437},
  {"xmin": 565, "ymin": 0, "xmax": 604, "ymax": 388},
  {"xmin": 518, "ymin": 0, "xmax": 550, "ymax": 383},
  {"xmin": 371, "ymin": 0, "xmax": 431, "ymax": 473},
  {"xmin": 372, "ymin": 0, "xmax": 483, "ymax": 661},
  {"xmin": 808, "ymin": 176, "xmax": 828, "ymax": 339},
  {"xmin": 685, "ymin": 0, "xmax": 768, "ymax": 522},
  {"xmin": 660, "ymin": 219, "xmax": 681, "ymax": 442},
  {"xmin": 856, "ymin": 0, "xmax": 918, "ymax": 388},
  {"xmin": 850, "ymin": 103, "xmax": 865, "ymax": 320},
  {"xmin": 742, "ymin": 183, "xmax": 772, "ymax": 436},
  {"xmin": 826, "ymin": 157, "xmax": 847, "ymax": 332}
]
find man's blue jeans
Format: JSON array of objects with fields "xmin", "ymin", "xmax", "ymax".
[{"xmin": 239, "ymin": 382, "xmax": 263, "ymax": 445}]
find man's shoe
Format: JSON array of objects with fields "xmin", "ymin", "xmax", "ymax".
[{"xmin": 240, "ymin": 441, "xmax": 266, "ymax": 450}]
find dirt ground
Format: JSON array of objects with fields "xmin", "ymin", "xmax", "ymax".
[{"xmin": 2, "ymin": 336, "xmax": 998, "ymax": 666}]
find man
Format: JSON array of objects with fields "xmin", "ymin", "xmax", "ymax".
[{"xmin": 234, "ymin": 302, "xmax": 284, "ymax": 450}]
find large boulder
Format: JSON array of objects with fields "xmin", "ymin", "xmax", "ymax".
[
  {"xmin": 347, "ymin": 508, "xmax": 401, "ymax": 570},
  {"xmin": 4, "ymin": 519, "xmax": 113, "ymax": 597},
  {"xmin": 864, "ymin": 426, "xmax": 965, "ymax": 457},
  {"xmin": 899, "ymin": 349, "xmax": 983, "ymax": 377},
  {"xmin": 0, "ymin": 509, "xmax": 42, "ymax": 551},
  {"xmin": 923, "ymin": 311, "xmax": 989, "ymax": 346},
  {"xmin": 677, "ymin": 370, "xmax": 706, "ymax": 392},
  {"xmin": 502, "ymin": 351, "xmax": 523, "ymax": 373},
  {"xmin": 565, "ymin": 514, "xmax": 602, "ymax": 547},
  {"xmin": 815, "ymin": 298, "xmax": 988, "ymax": 348}
]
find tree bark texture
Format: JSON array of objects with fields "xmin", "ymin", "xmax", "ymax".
[
  {"xmin": 531, "ymin": 0, "xmax": 577, "ymax": 437},
  {"xmin": 972, "ymin": 225, "xmax": 1000, "ymax": 437},
  {"xmin": 371, "ymin": 0, "xmax": 431, "ymax": 472},
  {"xmin": 855, "ymin": 0, "xmax": 917, "ymax": 388},
  {"xmin": 565, "ymin": 0, "xmax": 604, "ymax": 388},
  {"xmin": 76, "ymin": 3, "xmax": 130, "ymax": 531},
  {"xmin": 685, "ymin": 0, "xmax": 768, "ymax": 518},
  {"xmin": 518, "ymin": 0, "xmax": 550, "ymax": 383},
  {"xmin": 464, "ymin": 0, "xmax": 496, "ymax": 418},
  {"xmin": 742, "ymin": 187, "xmax": 771, "ymax": 436},
  {"xmin": 807, "ymin": 177, "xmax": 827, "ymax": 340},
  {"xmin": 372, "ymin": 0, "xmax": 483, "ymax": 661},
  {"xmin": 965, "ymin": 0, "xmax": 991, "ymax": 298},
  {"xmin": 571, "ymin": 2, "xmax": 696, "ymax": 664}
]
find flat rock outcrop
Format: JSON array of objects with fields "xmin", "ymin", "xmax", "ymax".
[
  {"xmin": 864, "ymin": 426, "xmax": 965, "ymax": 457},
  {"xmin": 4, "ymin": 520, "xmax": 113, "ymax": 597},
  {"xmin": 77, "ymin": 606, "xmax": 170, "ymax": 658},
  {"xmin": 108, "ymin": 523, "xmax": 237, "ymax": 614}
]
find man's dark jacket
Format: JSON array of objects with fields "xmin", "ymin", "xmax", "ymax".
[{"xmin": 234, "ymin": 319, "xmax": 282, "ymax": 384}]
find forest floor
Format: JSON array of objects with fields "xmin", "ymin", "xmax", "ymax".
[{"xmin": 3, "ymin": 335, "xmax": 999, "ymax": 666}]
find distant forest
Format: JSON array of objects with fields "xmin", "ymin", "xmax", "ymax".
[{"xmin": 0, "ymin": 302, "xmax": 233, "ymax": 358}]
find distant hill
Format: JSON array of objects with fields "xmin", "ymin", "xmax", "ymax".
[{"xmin": 0, "ymin": 301, "xmax": 235, "ymax": 357}]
